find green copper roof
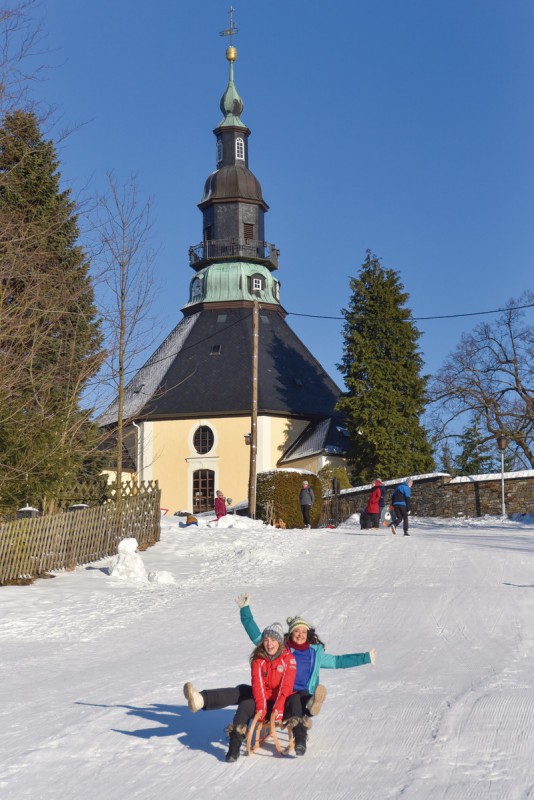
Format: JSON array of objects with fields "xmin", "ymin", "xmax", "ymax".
[
  {"xmin": 219, "ymin": 60, "xmax": 245, "ymax": 128},
  {"xmin": 183, "ymin": 262, "xmax": 281, "ymax": 309}
]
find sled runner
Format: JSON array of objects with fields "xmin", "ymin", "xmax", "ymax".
[{"xmin": 246, "ymin": 711, "xmax": 295, "ymax": 756}]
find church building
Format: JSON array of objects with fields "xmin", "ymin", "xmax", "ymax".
[{"xmin": 99, "ymin": 41, "xmax": 348, "ymax": 515}]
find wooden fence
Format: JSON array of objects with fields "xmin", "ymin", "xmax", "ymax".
[
  {"xmin": 321, "ymin": 494, "xmax": 362, "ymax": 527},
  {"xmin": 0, "ymin": 487, "xmax": 161, "ymax": 584}
]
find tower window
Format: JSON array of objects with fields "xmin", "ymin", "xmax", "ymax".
[
  {"xmin": 211, "ymin": 344, "xmax": 221, "ymax": 355},
  {"xmin": 216, "ymin": 137, "xmax": 223, "ymax": 166},
  {"xmin": 243, "ymin": 223, "xmax": 254, "ymax": 241},
  {"xmin": 236, "ymin": 137, "xmax": 245, "ymax": 160},
  {"xmin": 248, "ymin": 274, "xmax": 264, "ymax": 294},
  {"xmin": 204, "ymin": 225, "xmax": 212, "ymax": 241},
  {"xmin": 193, "ymin": 425, "xmax": 214, "ymax": 454}
]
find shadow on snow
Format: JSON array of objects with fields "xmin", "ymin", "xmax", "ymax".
[{"xmin": 75, "ymin": 701, "xmax": 231, "ymax": 760}]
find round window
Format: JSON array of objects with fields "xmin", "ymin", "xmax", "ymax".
[{"xmin": 193, "ymin": 425, "xmax": 214, "ymax": 454}]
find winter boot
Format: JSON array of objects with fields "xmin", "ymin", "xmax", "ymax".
[
  {"xmin": 183, "ymin": 682, "xmax": 204, "ymax": 712},
  {"xmin": 293, "ymin": 722, "xmax": 308, "ymax": 757},
  {"xmin": 307, "ymin": 684, "xmax": 327, "ymax": 716},
  {"xmin": 225, "ymin": 724, "xmax": 246, "ymax": 763}
]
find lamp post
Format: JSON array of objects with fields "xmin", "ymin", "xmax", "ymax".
[{"xmin": 496, "ymin": 434, "xmax": 508, "ymax": 518}]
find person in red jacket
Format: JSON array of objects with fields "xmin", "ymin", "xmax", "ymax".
[
  {"xmin": 363, "ymin": 479, "xmax": 382, "ymax": 529},
  {"xmin": 229, "ymin": 622, "xmax": 296, "ymax": 760},
  {"xmin": 184, "ymin": 622, "xmax": 296, "ymax": 763},
  {"xmin": 214, "ymin": 490, "xmax": 227, "ymax": 520}
]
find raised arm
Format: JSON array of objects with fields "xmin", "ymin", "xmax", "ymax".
[{"xmin": 236, "ymin": 594, "xmax": 262, "ymax": 645}]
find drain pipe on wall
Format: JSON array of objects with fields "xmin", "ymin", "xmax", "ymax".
[{"xmin": 132, "ymin": 421, "xmax": 143, "ymax": 485}]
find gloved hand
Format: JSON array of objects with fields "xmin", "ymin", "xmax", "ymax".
[
  {"xmin": 369, "ymin": 647, "xmax": 377, "ymax": 665},
  {"xmin": 235, "ymin": 593, "xmax": 250, "ymax": 608},
  {"xmin": 273, "ymin": 709, "xmax": 284, "ymax": 725}
]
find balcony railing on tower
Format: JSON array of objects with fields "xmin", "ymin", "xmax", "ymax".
[{"xmin": 189, "ymin": 238, "xmax": 279, "ymax": 270}]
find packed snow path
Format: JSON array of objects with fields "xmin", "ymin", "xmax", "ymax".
[{"xmin": 1, "ymin": 514, "xmax": 533, "ymax": 799}]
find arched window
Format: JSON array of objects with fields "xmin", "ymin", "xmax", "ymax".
[
  {"xmin": 216, "ymin": 137, "xmax": 223, "ymax": 166},
  {"xmin": 191, "ymin": 278, "xmax": 203, "ymax": 302},
  {"xmin": 235, "ymin": 137, "xmax": 245, "ymax": 160},
  {"xmin": 193, "ymin": 469, "xmax": 214, "ymax": 513},
  {"xmin": 193, "ymin": 425, "xmax": 214, "ymax": 454}
]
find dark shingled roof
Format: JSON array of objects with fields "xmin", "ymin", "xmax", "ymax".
[
  {"xmin": 200, "ymin": 164, "xmax": 267, "ymax": 208},
  {"xmin": 99, "ymin": 308, "xmax": 341, "ymax": 424},
  {"xmin": 280, "ymin": 417, "xmax": 350, "ymax": 463}
]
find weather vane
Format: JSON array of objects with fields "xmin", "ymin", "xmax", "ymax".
[{"xmin": 219, "ymin": 5, "xmax": 239, "ymax": 44}]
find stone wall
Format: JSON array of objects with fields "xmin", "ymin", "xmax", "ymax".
[{"xmin": 338, "ymin": 471, "xmax": 534, "ymax": 518}]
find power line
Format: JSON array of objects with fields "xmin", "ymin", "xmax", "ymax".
[{"xmin": 287, "ymin": 302, "xmax": 534, "ymax": 322}]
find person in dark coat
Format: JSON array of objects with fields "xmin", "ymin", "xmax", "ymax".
[{"xmin": 299, "ymin": 480, "xmax": 315, "ymax": 529}]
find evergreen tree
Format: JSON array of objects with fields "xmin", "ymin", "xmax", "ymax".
[
  {"xmin": 337, "ymin": 251, "xmax": 434, "ymax": 483},
  {"xmin": 439, "ymin": 441, "xmax": 456, "ymax": 476},
  {"xmin": 454, "ymin": 416, "xmax": 498, "ymax": 475},
  {"xmin": 0, "ymin": 110, "xmax": 104, "ymax": 510}
]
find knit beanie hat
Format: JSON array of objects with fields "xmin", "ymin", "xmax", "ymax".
[
  {"xmin": 286, "ymin": 615, "xmax": 310, "ymax": 634},
  {"xmin": 262, "ymin": 622, "xmax": 284, "ymax": 645}
]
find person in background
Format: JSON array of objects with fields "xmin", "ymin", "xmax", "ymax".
[
  {"xmin": 363, "ymin": 479, "xmax": 383, "ymax": 529},
  {"xmin": 391, "ymin": 478, "xmax": 413, "ymax": 536},
  {"xmin": 214, "ymin": 490, "xmax": 227, "ymax": 520},
  {"xmin": 299, "ymin": 480, "xmax": 315, "ymax": 529}
]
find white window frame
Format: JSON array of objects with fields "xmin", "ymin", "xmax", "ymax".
[{"xmin": 235, "ymin": 137, "xmax": 245, "ymax": 160}]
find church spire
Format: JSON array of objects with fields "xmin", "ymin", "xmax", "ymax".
[
  {"xmin": 184, "ymin": 7, "xmax": 281, "ymax": 312},
  {"xmin": 218, "ymin": 47, "xmax": 245, "ymax": 128}
]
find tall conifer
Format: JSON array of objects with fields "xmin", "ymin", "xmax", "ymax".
[
  {"xmin": 0, "ymin": 110, "xmax": 104, "ymax": 509},
  {"xmin": 337, "ymin": 251, "xmax": 434, "ymax": 483}
]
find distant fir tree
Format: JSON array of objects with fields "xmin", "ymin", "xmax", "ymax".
[
  {"xmin": 336, "ymin": 251, "xmax": 434, "ymax": 483},
  {"xmin": 0, "ymin": 110, "xmax": 104, "ymax": 510},
  {"xmin": 439, "ymin": 441, "xmax": 456, "ymax": 476},
  {"xmin": 454, "ymin": 416, "xmax": 498, "ymax": 476}
]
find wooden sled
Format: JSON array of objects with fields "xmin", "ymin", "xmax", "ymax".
[{"xmin": 246, "ymin": 711, "xmax": 295, "ymax": 756}]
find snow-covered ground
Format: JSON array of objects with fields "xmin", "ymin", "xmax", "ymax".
[{"xmin": 1, "ymin": 512, "xmax": 533, "ymax": 799}]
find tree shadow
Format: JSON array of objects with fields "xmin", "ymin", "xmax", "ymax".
[{"xmin": 75, "ymin": 701, "xmax": 232, "ymax": 760}]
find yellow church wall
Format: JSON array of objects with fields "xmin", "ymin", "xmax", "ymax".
[{"xmin": 123, "ymin": 414, "xmax": 315, "ymax": 515}]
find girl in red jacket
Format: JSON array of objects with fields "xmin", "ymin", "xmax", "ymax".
[
  {"xmin": 184, "ymin": 622, "xmax": 296, "ymax": 763},
  {"xmin": 228, "ymin": 622, "xmax": 296, "ymax": 760}
]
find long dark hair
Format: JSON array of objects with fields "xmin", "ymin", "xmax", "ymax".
[{"xmin": 285, "ymin": 627, "xmax": 326, "ymax": 648}]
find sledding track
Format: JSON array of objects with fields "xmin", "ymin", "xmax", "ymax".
[{"xmin": 1, "ymin": 515, "xmax": 533, "ymax": 799}]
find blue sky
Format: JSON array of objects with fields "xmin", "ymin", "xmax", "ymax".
[{"xmin": 29, "ymin": 0, "xmax": 534, "ymax": 387}]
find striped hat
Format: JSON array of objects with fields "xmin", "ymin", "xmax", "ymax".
[{"xmin": 286, "ymin": 615, "xmax": 310, "ymax": 634}]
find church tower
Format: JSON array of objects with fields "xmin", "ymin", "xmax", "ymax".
[
  {"xmin": 99, "ymin": 29, "xmax": 348, "ymax": 515},
  {"xmin": 184, "ymin": 43, "xmax": 280, "ymax": 315}
]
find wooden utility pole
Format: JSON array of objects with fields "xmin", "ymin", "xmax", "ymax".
[{"xmin": 248, "ymin": 300, "xmax": 259, "ymax": 518}]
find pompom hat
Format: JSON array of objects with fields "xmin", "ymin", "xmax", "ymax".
[
  {"xmin": 262, "ymin": 622, "xmax": 284, "ymax": 645},
  {"xmin": 286, "ymin": 615, "xmax": 310, "ymax": 634}
]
